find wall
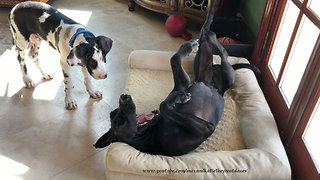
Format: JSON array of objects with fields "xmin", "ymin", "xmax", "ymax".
[{"xmin": 240, "ymin": 0, "xmax": 266, "ymax": 38}]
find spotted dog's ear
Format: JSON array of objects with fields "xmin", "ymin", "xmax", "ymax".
[
  {"xmin": 66, "ymin": 49, "xmax": 82, "ymax": 66},
  {"xmin": 67, "ymin": 43, "xmax": 94, "ymax": 66},
  {"xmin": 96, "ymin": 36, "xmax": 113, "ymax": 55}
]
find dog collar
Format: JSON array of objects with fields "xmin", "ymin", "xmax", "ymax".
[{"xmin": 69, "ymin": 29, "xmax": 95, "ymax": 48}]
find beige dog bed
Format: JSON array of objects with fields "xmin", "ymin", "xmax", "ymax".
[{"xmin": 103, "ymin": 50, "xmax": 291, "ymax": 180}]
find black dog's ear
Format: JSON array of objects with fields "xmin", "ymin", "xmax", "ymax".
[
  {"xmin": 110, "ymin": 108, "xmax": 119, "ymax": 120},
  {"xmin": 96, "ymin": 36, "xmax": 113, "ymax": 55},
  {"xmin": 93, "ymin": 130, "xmax": 112, "ymax": 148}
]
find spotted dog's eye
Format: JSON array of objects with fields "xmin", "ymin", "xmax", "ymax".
[{"xmin": 96, "ymin": 50, "xmax": 100, "ymax": 53}]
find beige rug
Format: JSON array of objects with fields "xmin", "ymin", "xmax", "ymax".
[{"xmin": 125, "ymin": 68, "xmax": 245, "ymax": 152}]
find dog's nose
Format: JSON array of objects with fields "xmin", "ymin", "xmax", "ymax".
[
  {"xmin": 120, "ymin": 94, "xmax": 127, "ymax": 99},
  {"xmin": 99, "ymin": 74, "xmax": 107, "ymax": 79},
  {"xmin": 120, "ymin": 94, "xmax": 130, "ymax": 100}
]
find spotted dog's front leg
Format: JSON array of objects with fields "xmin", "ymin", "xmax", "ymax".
[
  {"xmin": 60, "ymin": 60, "xmax": 77, "ymax": 110},
  {"xmin": 81, "ymin": 67, "xmax": 102, "ymax": 99}
]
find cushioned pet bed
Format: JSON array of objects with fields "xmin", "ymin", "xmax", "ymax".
[{"xmin": 103, "ymin": 50, "xmax": 291, "ymax": 180}]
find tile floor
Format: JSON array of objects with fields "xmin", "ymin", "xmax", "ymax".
[{"xmin": 0, "ymin": 0, "xmax": 200, "ymax": 179}]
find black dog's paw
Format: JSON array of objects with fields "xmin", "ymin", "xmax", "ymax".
[
  {"xmin": 175, "ymin": 91, "xmax": 192, "ymax": 104},
  {"xmin": 165, "ymin": 91, "xmax": 192, "ymax": 109},
  {"xmin": 178, "ymin": 92, "xmax": 192, "ymax": 104},
  {"xmin": 188, "ymin": 39, "xmax": 199, "ymax": 53},
  {"xmin": 179, "ymin": 39, "xmax": 199, "ymax": 56},
  {"xmin": 205, "ymin": 30, "xmax": 218, "ymax": 44}
]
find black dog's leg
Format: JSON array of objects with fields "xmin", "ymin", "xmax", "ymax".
[
  {"xmin": 193, "ymin": 0, "xmax": 234, "ymax": 94},
  {"xmin": 170, "ymin": 40, "xmax": 199, "ymax": 92},
  {"xmin": 193, "ymin": 31, "xmax": 214, "ymax": 83},
  {"xmin": 206, "ymin": 30, "xmax": 235, "ymax": 91},
  {"xmin": 193, "ymin": 0, "xmax": 216, "ymax": 82}
]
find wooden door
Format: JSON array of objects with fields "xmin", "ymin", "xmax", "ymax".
[{"xmin": 251, "ymin": 0, "xmax": 320, "ymax": 179}]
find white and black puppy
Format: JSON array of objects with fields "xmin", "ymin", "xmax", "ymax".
[{"xmin": 9, "ymin": 1, "xmax": 113, "ymax": 110}]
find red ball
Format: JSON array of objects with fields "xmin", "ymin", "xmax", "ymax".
[{"xmin": 165, "ymin": 14, "xmax": 187, "ymax": 37}]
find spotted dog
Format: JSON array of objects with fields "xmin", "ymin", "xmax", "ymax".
[{"xmin": 9, "ymin": 1, "xmax": 113, "ymax": 110}]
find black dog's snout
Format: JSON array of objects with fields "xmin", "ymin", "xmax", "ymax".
[{"xmin": 120, "ymin": 94, "xmax": 131, "ymax": 101}]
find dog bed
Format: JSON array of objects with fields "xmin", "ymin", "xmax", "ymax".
[{"xmin": 103, "ymin": 50, "xmax": 291, "ymax": 179}]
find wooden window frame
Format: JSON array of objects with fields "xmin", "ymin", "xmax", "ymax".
[{"xmin": 251, "ymin": 0, "xmax": 320, "ymax": 179}]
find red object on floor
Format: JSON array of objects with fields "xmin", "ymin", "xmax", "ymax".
[
  {"xmin": 217, "ymin": 37, "xmax": 241, "ymax": 44},
  {"xmin": 165, "ymin": 14, "xmax": 192, "ymax": 41}
]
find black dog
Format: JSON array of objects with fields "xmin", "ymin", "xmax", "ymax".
[{"xmin": 94, "ymin": 0, "xmax": 239, "ymax": 156}]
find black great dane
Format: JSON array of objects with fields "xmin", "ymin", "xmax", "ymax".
[{"xmin": 94, "ymin": 0, "xmax": 237, "ymax": 156}]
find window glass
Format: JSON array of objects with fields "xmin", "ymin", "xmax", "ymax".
[
  {"xmin": 268, "ymin": 1, "xmax": 300, "ymax": 80},
  {"xmin": 303, "ymin": 97, "xmax": 320, "ymax": 172},
  {"xmin": 279, "ymin": 16, "xmax": 320, "ymax": 106}
]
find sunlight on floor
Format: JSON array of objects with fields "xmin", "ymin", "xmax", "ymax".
[
  {"xmin": 0, "ymin": 155, "xmax": 29, "ymax": 180},
  {"xmin": 31, "ymin": 43, "xmax": 62, "ymax": 100},
  {"xmin": 0, "ymin": 47, "xmax": 24, "ymax": 97},
  {"xmin": 58, "ymin": 9, "xmax": 92, "ymax": 26},
  {"xmin": 0, "ymin": 43, "xmax": 62, "ymax": 100}
]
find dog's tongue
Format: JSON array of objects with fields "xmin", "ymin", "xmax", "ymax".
[{"xmin": 136, "ymin": 113, "xmax": 155, "ymax": 125}]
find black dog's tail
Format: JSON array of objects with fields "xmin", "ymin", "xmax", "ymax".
[{"xmin": 232, "ymin": 63, "xmax": 262, "ymax": 86}]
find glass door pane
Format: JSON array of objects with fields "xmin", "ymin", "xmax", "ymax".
[
  {"xmin": 268, "ymin": 1, "xmax": 300, "ymax": 79},
  {"xmin": 308, "ymin": 0, "xmax": 320, "ymax": 18},
  {"xmin": 279, "ymin": 16, "xmax": 320, "ymax": 106},
  {"xmin": 303, "ymin": 97, "xmax": 320, "ymax": 172}
]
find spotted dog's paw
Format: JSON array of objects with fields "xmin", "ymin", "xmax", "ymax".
[
  {"xmin": 23, "ymin": 75, "xmax": 35, "ymax": 88},
  {"xmin": 88, "ymin": 90, "xmax": 102, "ymax": 99},
  {"xmin": 42, "ymin": 74, "xmax": 53, "ymax": 80},
  {"xmin": 65, "ymin": 96, "xmax": 77, "ymax": 110}
]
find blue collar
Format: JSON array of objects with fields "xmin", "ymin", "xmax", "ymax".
[{"xmin": 69, "ymin": 29, "xmax": 95, "ymax": 48}]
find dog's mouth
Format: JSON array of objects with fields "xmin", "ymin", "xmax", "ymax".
[
  {"xmin": 119, "ymin": 94, "xmax": 135, "ymax": 113},
  {"xmin": 92, "ymin": 73, "xmax": 108, "ymax": 80}
]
